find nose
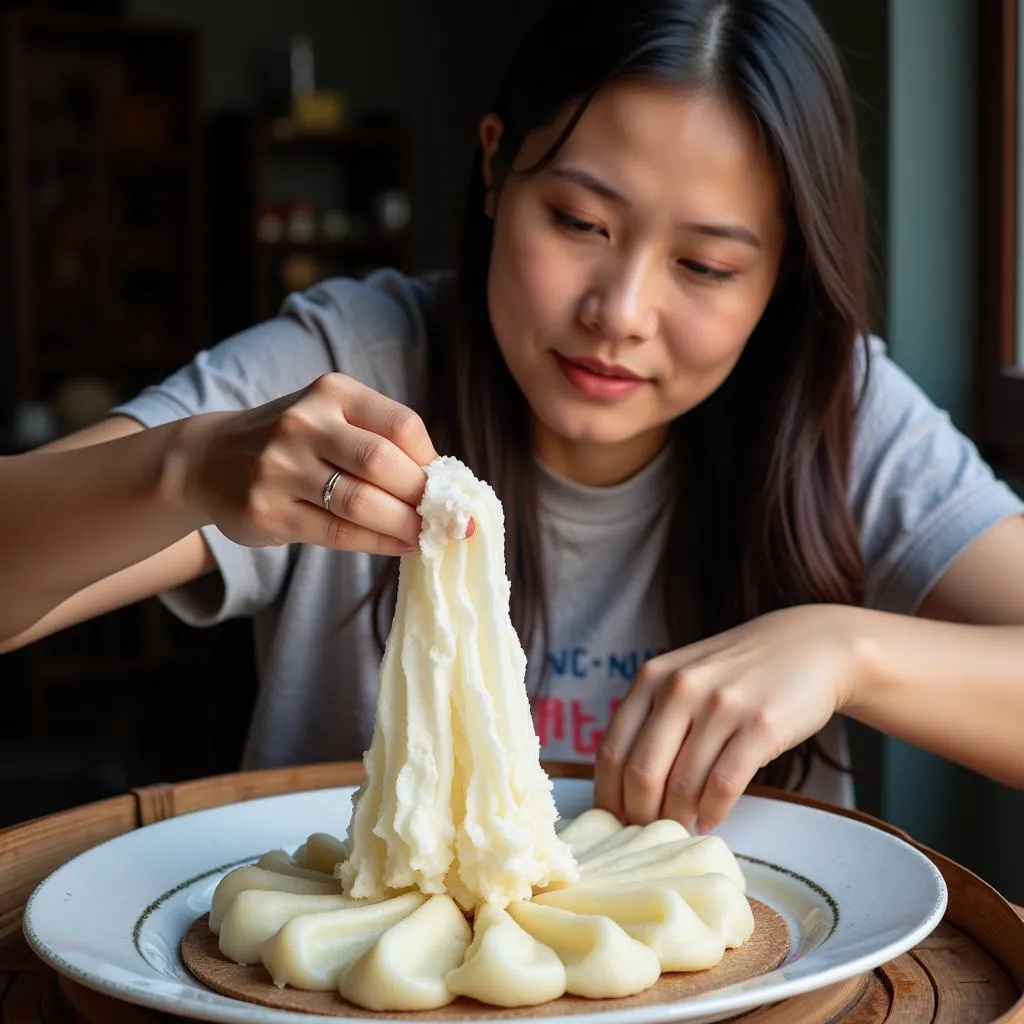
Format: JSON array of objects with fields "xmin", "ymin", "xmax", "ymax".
[{"xmin": 580, "ymin": 253, "xmax": 660, "ymax": 343}]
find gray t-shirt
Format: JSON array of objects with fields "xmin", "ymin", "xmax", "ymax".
[{"xmin": 112, "ymin": 269, "xmax": 1024, "ymax": 808}]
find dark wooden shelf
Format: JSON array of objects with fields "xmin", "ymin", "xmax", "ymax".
[
  {"xmin": 9, "ymin": 9, "xmax": 191, "ymax": 39},
  {"xmin": 34, "ymin": 348, "xmax": 199, "ymax": 374},
  {"xmin": 1, "ymin": 10, "xmax": 204, "ymax": 408},
  {"xmin": 254, "ymin": 124, "xmax": 402, "ymax": 155},
  {"xmin": 255, "ymin": 235, "xmax": 408, "ymax": 255},
  {"xmin": 0, "ymin": 15, "xmax": 262, "ymax": 798},
  {"xmin": 107, "ymin": 155, "xmax": 194, "ymax": 176},
  {"xmin": 206, "ymin": 110, "xmax": 413, "ymax": 337}
]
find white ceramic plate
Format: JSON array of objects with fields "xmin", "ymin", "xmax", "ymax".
[{"xmin": 23, "ymin": 779, "xmax": 946, "ymax": 1024}]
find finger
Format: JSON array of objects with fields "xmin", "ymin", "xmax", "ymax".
[
  {"xmin": 337, "ymin": 379, "xmax": 439, "ymax": 467},
  {"xmin": 316, "ymin": 461, "xmax": 422, "ymax": 546},
  {"xmin": 317, "ymin": 422, "xmax": 430, "ymax": 509},
  {"xmin": 694, "ymin": 726, "xmax": 766, "ymax": 833},
  {"xmin": 288, "ymin": 501, "xmax": 417, "ymax": 556},
  {"xmin": 619, "ymin": 698, "xmax": 693, "ymax": 826},
  {"xmin": 661, "ymin": 712, "xmax": 737, "ymax": 831},
  {"xmin": 593, "ymin": 684, "xmax": 655, "ymax": 822}
]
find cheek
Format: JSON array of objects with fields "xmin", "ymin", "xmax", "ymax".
[
  {"xmin": 665, "ymin": 282, "xmax": 773, "ymax": 379},
  {"xmin": 488, "ymin": 199, "xmax": 579, "ymax": 348}
]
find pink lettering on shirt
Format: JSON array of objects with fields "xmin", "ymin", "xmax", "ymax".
[
  {"xmin": 532, "ymin": 697, "xmax": 565, "ymax": 747},
  {"xmin": 571, "ymin": 700, "xmax": 601, "ymax": 755}
]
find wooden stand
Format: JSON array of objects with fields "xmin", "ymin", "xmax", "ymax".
[
  {"xmin": 2, "ymin": 761, "xmax": 1022, "ymax": 1023},
  {"xmin": 205, "ymin": 112, "xmax": 413, "ymax": 339},
  {"xmin": 0, "ymin": 8, "xmax": 204, "ymax": 414},
  {"xmin": 0, "ymin": 11, "xmax": 257, "ymax": 810}
]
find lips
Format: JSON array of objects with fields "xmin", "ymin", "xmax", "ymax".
[
  {"xmin": 559, "ymin": 355, "xmax": 644, "ymax": 381},
  {"xmin": 553, "ymin": 352, "xmax": 650, "ymax": 401}
]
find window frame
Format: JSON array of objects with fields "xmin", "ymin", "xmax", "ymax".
[{"xmin": 977, "ymin": 0, "xmax": 1024, "ymax": 475}]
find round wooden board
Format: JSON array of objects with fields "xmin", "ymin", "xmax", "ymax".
[{"xmin": 180, "ymin": 900, "xmax": 789, "ymax": 1019}]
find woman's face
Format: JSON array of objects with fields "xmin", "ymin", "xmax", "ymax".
[{"xmin": 482, "ymin": 80, "xmax": 787, "ymax": 485}]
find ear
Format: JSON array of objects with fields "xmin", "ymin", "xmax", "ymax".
[{"xmin": 479, "ymin": 114, "xmax": 504, "ymax": 219}]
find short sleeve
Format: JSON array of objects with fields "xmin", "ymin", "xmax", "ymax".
[
  {"xmin": 851, "ymin": 336, "xmax": 1024, "ymax": 614},
  {"xmin": 108, "ymin": 270, "xmax": 433, "ymax": 626}
]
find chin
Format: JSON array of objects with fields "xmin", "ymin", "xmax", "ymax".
[{"xmin": 535, "ymin": 405, "xmax": 650, "ymax": 447}]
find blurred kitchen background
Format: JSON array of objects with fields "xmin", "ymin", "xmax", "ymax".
[{"xmin": 0, "ymin": 0, "xmax": 1021, "ymax": 901}]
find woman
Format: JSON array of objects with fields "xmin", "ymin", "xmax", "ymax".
[{"xmin": 1, "ymin": 0, "xmax": 1022, "ymax": 836}]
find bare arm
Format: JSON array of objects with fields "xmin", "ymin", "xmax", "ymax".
[
  {"xmin": 0, "ymin": 373, "xmax": 442, "ymax": 655},
  {"xmin": 844, "ymin": 514, "xmax": 1024, "ymax": 788},
  {"xmin": 0, "ymin": 415, "xmax": 215, "ymax": 652},
  {"xmin": 595, "ymin": 515, "xmax": 1024, "ymax": 828}
]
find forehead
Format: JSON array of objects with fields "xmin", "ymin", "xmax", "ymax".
[{"xmin": 521, "ymin": 79, "xmax": 782, "ymax": 229}]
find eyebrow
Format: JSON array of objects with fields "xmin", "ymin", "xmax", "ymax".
[{"xmin": 548, "ymin": 164, "xmax": 763, "ymax": 250}]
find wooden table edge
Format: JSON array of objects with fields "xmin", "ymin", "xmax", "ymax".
[{"xmin": 0, "ymin": 760, "xmax": 1021, "ymax": 1023}]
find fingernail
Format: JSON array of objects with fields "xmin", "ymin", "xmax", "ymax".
[
  {"xmin": 696, "ymin": 820, "xmax": 714, "ymax": 835},
  {"xmin": 399, "ymin": 541, "xmax": 418, "ymax": 554},
  {"xmin": 465, "ymin": 517, "xmax": 476, "ymax": 539}
]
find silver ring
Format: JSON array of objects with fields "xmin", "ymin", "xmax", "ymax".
[{"xmin": 321, "ymin": 468, "xmax": 343, "ymax": 511}]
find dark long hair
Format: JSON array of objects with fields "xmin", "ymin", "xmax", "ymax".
[{"xmin": 365, "ymin": 0, "xmax": 869, "ymax": 790}]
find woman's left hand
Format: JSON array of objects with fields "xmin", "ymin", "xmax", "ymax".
[{"xmin": 593, "ymin": 605, "xmax": 865, "ymax": 833}]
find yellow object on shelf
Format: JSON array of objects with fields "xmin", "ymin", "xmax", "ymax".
[{"xmin": 291, "ymin": 91, "xmax": 346, "ymax": 133}]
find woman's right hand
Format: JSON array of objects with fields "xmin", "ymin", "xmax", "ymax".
[{"xmin": 179, "ymin": 373, "xmax": 440, "ymax": 557}]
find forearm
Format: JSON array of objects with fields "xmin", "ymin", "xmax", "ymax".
[
  {"xmin": 0, "ymin": 418, "xmax": 209, "ymax": 641},
  {"xmin": 843, "ymin": 609, "xmax": 1024, "ymax": 788}
]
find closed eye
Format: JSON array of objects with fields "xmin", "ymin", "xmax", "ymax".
[
  {"xmin": 550, "ymin": 207, "xmax": 605, "ymax": 236},
  {"xmin": 679, "ymin": 259, "xmax": 735, "ymax": 283}
]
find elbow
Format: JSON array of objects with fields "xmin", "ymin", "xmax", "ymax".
[
  {"xmin": 0, "ymin": 629, "xmax": 30, "ymax": 655},
  {"xmin": 0, "ymin": 613, "xmax": 45, "ymax": 654},
  {"xmin": 996, "ymin": 764, "xmax": 1024, "ymax": 792}
]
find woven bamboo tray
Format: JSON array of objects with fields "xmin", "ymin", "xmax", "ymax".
[{"xmin": 1, "ymin": 760, "xmax": 1022, "ymax": 1023}]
